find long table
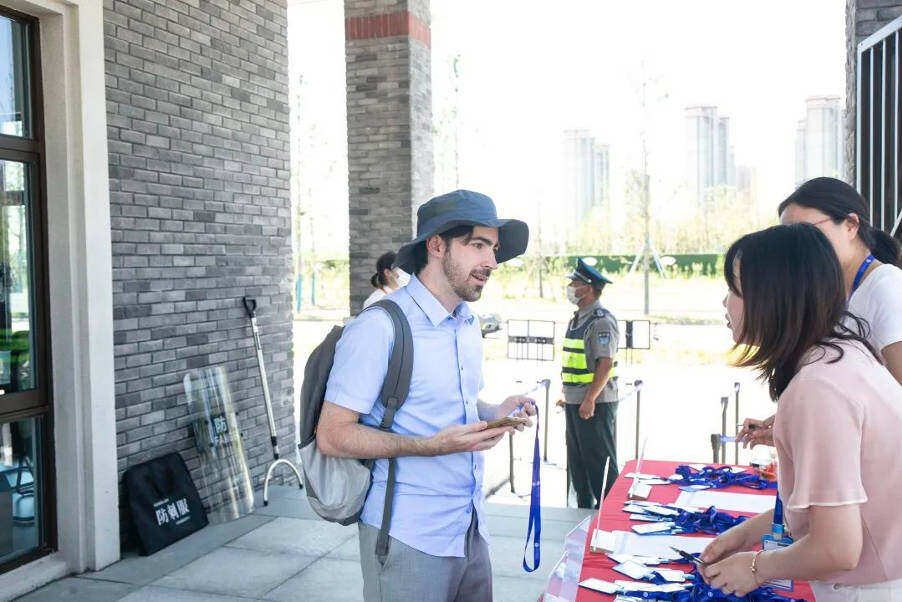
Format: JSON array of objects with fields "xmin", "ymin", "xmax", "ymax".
[{"xmin": 543, "ymin": 459, "xmax": 814, "ymax": 602}]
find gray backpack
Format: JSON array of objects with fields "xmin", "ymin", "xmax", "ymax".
[{"xmin": 297, "ymin": 299, "xmax": 412, "ymax": 559}]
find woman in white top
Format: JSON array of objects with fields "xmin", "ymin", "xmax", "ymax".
[
  {"xmin": 362, "ymin": 251, "xmax": 408, "ymax": 309},
  {"xmin": 739, "ymin": 177, "xmax": 902, "ymax": 446}
]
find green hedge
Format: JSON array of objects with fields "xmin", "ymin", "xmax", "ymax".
[{"xmin": 538, "ymin": 254, "xmax": 723, "ymax": 278}]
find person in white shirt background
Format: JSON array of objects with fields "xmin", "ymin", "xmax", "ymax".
[
  {"xmin": 739, "ymin": 177, "xmax": 902, "ymax": 447},
  {"xmin": 363, "ymin": 251, "xmax": 410, "ymax": 309}
]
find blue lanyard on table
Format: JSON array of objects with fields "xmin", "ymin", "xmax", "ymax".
[
  {"xmin": 851, "ymin": 253, "xmax": 874, "ymax": 295},
  {"xmin": 617, "ymin": 570, "xmax": 806, "ymax": 602},
  {"xmin": 522, "ymin": 408, "xmax": 541, "ymax": 572},
  {"xmin": 671, "ymin": 465, "xmax": 776, "ymax": 490}
]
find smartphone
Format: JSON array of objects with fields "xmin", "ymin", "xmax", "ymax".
[{"xmin": 484, "ymin": 416, "xmax": 530, "ymax": 429}]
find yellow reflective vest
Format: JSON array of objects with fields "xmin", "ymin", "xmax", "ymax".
[{"xmin": 562, "ymin": 308, "xmax": 616, "ymax": 386}]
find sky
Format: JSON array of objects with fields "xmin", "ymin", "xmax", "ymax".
[
  {"xmin": 431, "ymin": 0, "xmax": 847, "ymax": 238},
  {"xmin": 288, "ymin": 0, "xmax": 847, "ymax": 258}
]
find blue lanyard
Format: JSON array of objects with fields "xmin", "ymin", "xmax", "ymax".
[
  {"xmin": 618, "ymin": 570, "xmax": 806, "ymax": 602},
  {"xmin": 671, "ymin": 465, "xmax": 776, "ymax": 490},
  {"xmin": 771, "ymin": 493, "xmax": 786, "ymax": 539},
  {"xmin": 522, "ymin": 409, "xmax": 541, "ymax": 572},
  {"xmin": 851, "ymin": 254, "xmax": 875, "ymax": 295}
]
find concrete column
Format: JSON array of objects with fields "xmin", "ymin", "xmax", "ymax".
[{"xmin": 345, "ymin": 0, "xmax": 433, "ymax": 313}]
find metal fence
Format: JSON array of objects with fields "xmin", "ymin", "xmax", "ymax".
[{"xmin": 857, "ymin": 15, "xmax": 902, "ymax": 239}]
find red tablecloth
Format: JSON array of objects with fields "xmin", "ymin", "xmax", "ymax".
[{"xmin": 575, "ymin": 459, "xmax": 814, "ymax": 602}]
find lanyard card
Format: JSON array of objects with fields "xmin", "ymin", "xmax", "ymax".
[
  {"xmin": 613, "ymin": 560, "xmax": 651, "ymax": 580},
  {"xmin": 632, "ymin": 521, "xmax": 675, "ymax": 535},
  {"xmin": 761, "ymin": 534, "xmax": 794, "ymax": 590},
  {"xmin": 579, "ymin": 578, "xmax": 620, "ymax": 594}
]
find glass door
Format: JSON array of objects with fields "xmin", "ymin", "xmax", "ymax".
[{"xmin": 0, "ymin": 7, "xmax": 54, "ymax": 572}]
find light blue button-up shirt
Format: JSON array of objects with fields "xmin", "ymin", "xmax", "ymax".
[{"xmin": 325, "ymin": 275, "xmax": 488, "ymax": 557}]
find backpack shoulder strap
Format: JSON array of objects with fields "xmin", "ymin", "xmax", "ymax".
[
  {"xmin": 370, "ymin": 299, "xmax": 413, "ymax": 430},
  {"xmin": 367, "ymin": 298, "xmax": 413, "ymax": 562}
]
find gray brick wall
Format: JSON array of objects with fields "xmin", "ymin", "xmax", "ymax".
[
  {"xmin": 844, "ymin": 0, "xmax": 902, "ymax": 183},
  {"xmin": 345, "ymin": 0, "xmax": 433, "ymax": 313},
  {"xmin": 104, "ymin": 0, "xmax": 294, "ymax": 544}
]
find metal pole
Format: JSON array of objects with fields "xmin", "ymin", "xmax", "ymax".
[
  {"xmin": 634, "ymin": 381, "xmax": 642, "ymax": 460},
  {"xmin": 509, "ymin": 432, "xmax": 515, "ymax": 493},
  {"xmin": 565, "ymin": 460, "xmax": 570, "ymax": 508},
  {"xmin": 720, "ymin": 396, "xmax": 728, "ymax": 464},
  {"xmin": 543, "ymin": 380, "xmax": 550, "ymax": 462},
  {"xmin": 734, "ymin": 382, "xmax": 741, "ymax": 465},
  {"xmin": 710, "ymin": 434, "xmax": 720, "ymax": 464}
]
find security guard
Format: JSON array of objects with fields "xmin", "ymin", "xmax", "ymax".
[{"xmin": 560, "ymin": 258, "xmax": 620, "ymax": 508}]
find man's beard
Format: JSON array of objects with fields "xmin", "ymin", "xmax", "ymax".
[{"xmin": 442, "ymin": 251, "xmax": 490, "ymax": 302}]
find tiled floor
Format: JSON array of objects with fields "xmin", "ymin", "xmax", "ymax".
[{"xmin": 18, "ymin": 486, "xmax": 591, "ymax": 601}]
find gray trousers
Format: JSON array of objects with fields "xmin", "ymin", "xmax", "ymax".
[{"xmin": 358, "ymin": 514, "xmax": 492, "ymax": 602}]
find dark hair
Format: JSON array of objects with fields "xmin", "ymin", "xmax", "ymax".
[
  {"xmin": 370, "ymin": 251, "xmax": 397, "ymax": 288},
  {"xmin": 778, "ymin": 177, "xmax": 901, "ymax": 266},
  {"xmin": 411, "ymin": 225, "xmax": 474, "ymax": 274},
  {"xmin": 724, "ymin": 223, "xmax": 879, "ymax": 400}
]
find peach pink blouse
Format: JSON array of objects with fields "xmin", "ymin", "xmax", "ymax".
[{"xmin": 774, "ymin": 341, "xmax": 902, "ymax": 585}]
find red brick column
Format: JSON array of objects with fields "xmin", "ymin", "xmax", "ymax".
[{"xmin": 345, "ymin": 0, "xmax": 433, "ymax": 313}]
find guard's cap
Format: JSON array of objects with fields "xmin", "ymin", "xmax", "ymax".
[{"xmin": 567, "ymin": 258, "xmax": 613, "ymax": 288}]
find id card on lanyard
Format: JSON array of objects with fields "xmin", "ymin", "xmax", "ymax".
[{"xmin": 762, "ymin": 493, "xmax": 793, "ymax": 590}]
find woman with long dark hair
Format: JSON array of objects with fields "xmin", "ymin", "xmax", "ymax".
[
  {"xmin": 702, "ymin": 224, "xmax": 902, "ymax": 599},
  {"xmin": 739, "ymin": 177, "xmax": 902, "ymax": 447},
  {"xmin": 362, "ymin": 251, "xmax": 408, "ymax": 309}
]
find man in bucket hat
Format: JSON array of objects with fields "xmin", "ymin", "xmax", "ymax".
[{"xmin": 317, "ymin": 190, "xmax": 536, "ymax": 601}]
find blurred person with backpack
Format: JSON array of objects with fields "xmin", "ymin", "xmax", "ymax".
[{"xmin": 316, "ymin": 190, "xmax": 536, "ymax": 602}]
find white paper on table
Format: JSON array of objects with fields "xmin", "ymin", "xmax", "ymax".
[
  {"xmin": 607, "ymin": 552, "xmax": 663, "ymax": 565},
  {"xmin": 626, "ymin": 472, "xmax": 662, "ymax": 479},
  {"xmin": 592, "ymin": 530, "xmax": 713, "ymax": 560},
  {"xmin": 590, "ymin": 529, "xmax": 618, "ymax": 552},
  {"xmin": 674, "ymin": 490, "xmax": 775, "ymax": 514}
]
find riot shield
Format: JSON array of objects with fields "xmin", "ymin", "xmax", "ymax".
[{"xmin": 183, "ymin": 366, "xmax": 254, "ymax": 523}]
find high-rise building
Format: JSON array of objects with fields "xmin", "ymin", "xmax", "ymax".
[
  {"xmin": 685, "ymin": 106, "xmax": 735, "ymax": 205},
  {"xmin": 562, "ymin": 129, "xmax": 610, "ymax": 227},
  {"xmin": 794, "ymin": 96, "xmax": 845, "ymax": 186},
  {"xmin": 593, "ymin": 142, "xmax": 610, "ymax": 207}
]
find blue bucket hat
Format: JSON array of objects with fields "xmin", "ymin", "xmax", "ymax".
[{"xmin": 394, "ymin": 190, "xmax": 530, "ymax": 274}]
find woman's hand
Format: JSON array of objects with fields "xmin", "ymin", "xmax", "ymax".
[
  {"xmin": 737, "ymin": 415, "xmax": 775, "ymax": 448},
  {"xmin": 701, "ymin": 551, "xmax": 760, "ymax": 597},
  {"xmin": 701, "ymin": 523, "xmax": 756, "ymax": 564}
]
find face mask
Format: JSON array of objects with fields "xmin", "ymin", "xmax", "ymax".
[
  {"xmin": 395, "ymin": 269, "xmax": 411, "ymax": 287},
  {"xmin": 566, "ymin": 284, "xmax": 583, "ymax": 305}
]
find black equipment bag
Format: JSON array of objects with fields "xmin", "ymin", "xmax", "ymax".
[{"xmin": 123, "ymin": 452, "xmax": 208, "ymax": 555}]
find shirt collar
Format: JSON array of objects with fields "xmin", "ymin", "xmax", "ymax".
[
  {"xmin": 576, "ymin": 299, "xmax": 601, "ymax": 321},
  {"xmin": 407, "ymin": 275, "xmax": 472, "ymax": 327}
]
